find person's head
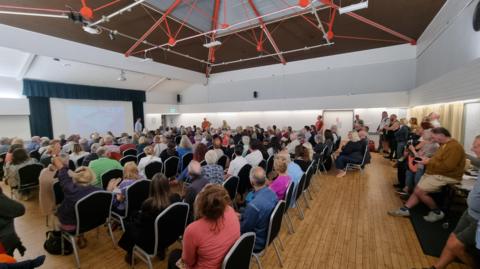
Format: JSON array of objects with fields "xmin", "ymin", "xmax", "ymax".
[
  {"xmin": 0, "ymin": 137, "xmax": 10, "ymax": 146},
  {"xmin": 8, "ymin": 144, "xmax": 24, "ymax": 154},
  {"xmin": 72, "ymin": 143, "xmax": 83, "ymax": 154},
  {"xmin": 382, "ymin": 111, "xmax": 388, "ymax": 118},
  {"xmin": 274, "ymin": 155, "xmax": 288, "ymax": 174},
  {"xmin": 179, "ymin": 135, "xmax": 193, "ymax": 149},
  {"xmin": 471, "ymin": 135, "xmax": 480, "ymax": 158},
  {"xmin": 409, "ymin": 117, "xmax": 418, "ymax": 126},
  {"xmin": 188, "ymin": 160, "xmax": 202, "ymax": 180},
  {"xmin": 330, "ymin": 125, "xmax": 338, "ymax": 133},
  {"xmin": 358, "ymin": 130, "xmax": 368, "ymax": 140},
  {"xmin": 249, "ymin": 166, "xmax": 266, "ymax": 188},
  {"xmin": 138, "ymin": 136, "xmax": 147, "ymax": 145},
  {"xmin": 49, "ymin": 140, "xmax": 61, "ymax": 155},
  {"xmin": 350, "ymin": 131, "xmax": 361, "ymax": 142},
  {"xmin": 204, "ymin": 150, "xmax": 217, "ymax": 165},
  {"xmin": 203, "ymin": 117, "xmax": 207, "ymax": 121},
  {"xmin": 143, "ymin": 145, "xmax": 154, "ymax": 156},
  {"xmin": 422, "ymin": 130, "xmax": 433, "ymax": 142},
  {"xmin": 12, "ymin": 148, "xmax": 29, "ymax": 165},
  {"xmin": 103, "ymin": 135, "xmax": 114, "ymax": 145},
  {"xmin": 294, "ymin": 144, "xmax": 308, "ymax": 160},
  {"xmin": 193, "ymin": 143, "xmax": 207, "ymax": 161},
  {"xmin": 355, "ymin": 114, "xmax": 360, "ymax": 120},
  {"xmin": 11, "ymin": 138, "xmax": 24, "ymax": 146},
  {"xmin": 431, "ymin": 127, "xmax": 451, "ymax": 144},
  {"xmin": 194, "ymin": 184, "xmax": 230, "ymax": 222},
  {"xmin": 71, "ymin": 167, "xmax": 96, "ymax": 186},
  {"xmin": 314, "ymin": 134, "xmax": 324, "ymax": 144},
  {"xmin": 57, "ymin": 152, "xmax": 70, "ymax": 166},
  {"xmin": 148, "ymin": 173, "xmax": 172, "ymax": 209},
  {"xmin": 96, "ymin": 146, "xmax": 107, "ymax": 157},
  {"xmin": 234, "ymin": 144, "xmax": 244, "ymax": 156},
  {"xmin": 31, "ymin": 136, "xmax": 41, "ymax": 144},
  {"xmin": 250, "ymin": 139, "xmax": 260, "ymax": 151},
  {"xmin": 212, "ymin": 135, "xmax": 222, "ymax": 148},
  {"xmin": 429, "ymin": 112, "xmax": 440, "ymax": 121},
  {"xmin": 390, "ymin": 114, "xmax": 397, "ymax": 121},
  {"xmin": 317, "ymin": 115, "xmax": 322, "ymax": 121},
  {"xmin": 90, "ymin": 143, "xmax": 100, "ymax": 154},
  {"xmin": 167, "ymin": 141, "xmax": 176, "ymax": 153},
  {"xmin": 137, "ymin": 118, "xmax": 141, "ymax": 122},
  {"xmin": 242, "ymin": 135, "xmax": 250, "ymax": 146},
  {"xmin": 420, "ymin": 121, "xmax": 434, "ymax": 130},
  {"xmin": 123, "ymin": 161, "xmax": 140, "ymax": 180}
]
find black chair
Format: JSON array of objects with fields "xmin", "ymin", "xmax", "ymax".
[
  {"xmin": 76, "ymin": 156, "xmax": 86, "ymax": 168},
  {"xmin": 101, "ymin": 169, "xmax": 123, "ymax": 190},
  {"xmin": 120, "ymin": 155, "xmax": 137, "ymax": 166},
  {"xmin": 182, "ymin": 152, "xmax": 193, "ymax": 171},
  {"xmin": 132, "ymin": 202, "xmax": 189, "ymax": 269},
  {"xmin": 112, "ymin": 180, "xmax": 150, "ymax": 231},
  {"xmin": 266, "ymin": 155, "xmax": 274, "ymax": 174},
  {"xmin": 252, "ymin": 200, "xmax": 286, "ymax": 268},
  {"xmin": 333, "ymin": 136, "xmax": 342, "ymax": 151},
  {"xmin": 217, "ymin": 155, "xmax": 228, "ymax": 170},
  {"xmin": 223, "ymin": 176, "xmax": 239, "ymax": 203},
  {"xmin": 137, "ymin": 152, "xmax": 146, "ymax": 163},
  {"xmin": 174, "ymin": 135, "xmax": 182, "ymax": 145},
  {"xmin": 29, "ymin": 150, "xmax": 40, "ymax": 161},
  {"xmin": 231, "ymin": 153, "xmax": 236, "ymax": 160},
  {"xmin": 68, "ymin": 160, "xmax": 76, "ymax": 171},
  {"xmin": 237, "ymin": 164, "xmax": 252, "ymax": 196},
  {"xmin": 283, "ymin": 181, "xmax": 295, "ymax": 234},
  {"xmin": 61, "ymin": 191, "xmax": 115, "ymax": 268},
  {"xmin": 144, "ymin": 162, "xmax": 163, "ymax": 180},
  {"xmin": 258, "ymin": 159, "xmax": 267, "ymax": 170},
  {"xmin": 12, "ymin": 163, "xmax": 43, "ymax": 199},
  {"xmin": 221, "ymin": 232, "xmax": 256, "ymax": 269},
  {"xmin": 123, "ymin": 148, "xmax": 137, "ymax": 157},
  {"xmin": 303, "ymin": 162, "xmax": 316, "ymax": 205},
  {"xmin": 345, "ymin": 144, "xmax": 369, "ymax": 175},
  {"xmin": 316, "ymin": 146, "xmax": 329, "ymax": 174},
  {"xmin": 200, "ymin": 160, "xmax": 207, "ymax": 166},
  {"xmin": 163, "ymin": 156, "xmax": 179, "ymax": 179},
  {"xmin": 294, "ymin": 173, "xmax": 307, "ymax": 220}
]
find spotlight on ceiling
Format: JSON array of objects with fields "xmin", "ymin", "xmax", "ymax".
[
  {"xmin": 108, "ymin": 30, "xmax": 117, "ymax": 40},
  {"xmin": 118, "ymin": 70, "xmax": 127, "ymax": 81},
  {"xmin": 338, "ymin": 1, "xmax": 368, "ymax": 14},
  {"xmin": 203, "ymin": 40, "xmax": 222, "ymax": 48},
  {"xmin": 82, "ymin": 25, "xmax": 101, "ymax": 34}
]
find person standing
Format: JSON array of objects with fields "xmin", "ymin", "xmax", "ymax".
[
  {"xmin": 134, "ymin": 118, "xmax": 143, "ymax": 134},
  {"xmin": 201, "ymin": 118, "xmax": 211, "ymax": 131},
  {"xmin": 377, "ymin": 111, "xmax": 389, "ymax": 153},
  {"xmin": 315, "ymin": 115, "xmax": 324, "ymax": 133}
]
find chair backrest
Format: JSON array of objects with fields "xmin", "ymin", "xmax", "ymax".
[
  {"xmin": 152, "ymin": 202, "xmax": 189, "ymax": 255},
  {"xmin": 200, "ymin": 160, "xmax": 207, "ymax": 166},
  {"xmin": 123, "ymin": 148, "xmax": 137, "ymax": 157},
  {"xmin": 223, "ymin": 176, "xmax": 239, "ymax": 201},
  {"xmin": 237, "ymin": 164, "xmax": 253, "ymax": 195},
  {"xmin": 29, "ymin": 150, "xmax": 40, "ymax": 161},
  {"xmin": 304, "ymin": 162, "xmax": 315, "ymax": 191},
  {"xmin": 17, "ymin": 164, "xmax": 43, "ymax": 190},
  {"xmin": 137, "ymin": 152, "xmax": 146, "ymax": 163},
  {"xmin": 75, "ymin": 191, "xmax": 113, "ymax": 235},
  {"xmin": 52, "ymin": 179, "xmax": 64, "ymax": 205},
  {"xmin": 266, "ymin": 200, "xmax": 286, "ymax": 247},
  {"xmin": 217, "ymin": 155, "xmax": 228, "ymax": 170},
  {"xmin": 231, "ymin": 153, "xmax": 236, "ymax": 160},
  {"xmin": 68, "ymin": 160, "xmax": 76, "ymax": 170},
  {"xmin": 360, "ymin": 144, "xmax": 369, "ymax": 166},
  {"xmin": 295, "ymin": 173, "xmax": 306, "ymax": 202},
  {"xmin": 221, "ymin": 232, "xmax": 256, "ymax": 269},
  {"xmin": 101, "ymin": 169, "xmax": 123, "ymax": 190},
  {"xmin": 182, "ymin": 152, "xmax": 193, "ymax": 171},
  {"xmin": 266, "ymin": 155, "xmax": 274, "ymax": 174},
  {"xmin": 124, "ymin": 180, "xmax": 150, "ymax": 218},
  {"xmin": 284, "ymin": 181, "xmax": 295, "ymax": 211},
  {"xmin": 163, "ymin": 156, "xmax": 180, "ymax": 178},
  {"xmin": 334, "ymin": 136, "xmax": 342, "ymax": 151},
  {"xmin": 145, "ymin": 161, "xmax": 163, "ymax": 180},
  {"xmin": 120, "ymin": 155, "xmax": 137, "ymax": 166},
  {"xmin": 258, "ymin": 159, "xmax": 267, "ymax": 170},
  {"xmin": 174, "ymin": 136, "xmax": 182, "ymax": 145},
  {"xmin": 76, "ymin": 156, "xmax": 85, "ymax": 167}
]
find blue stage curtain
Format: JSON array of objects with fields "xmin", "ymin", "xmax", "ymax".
[
  {"xmin": 23, "ymin": 79, "xmax": 146, "ymax": 137},
  {"xmin": 27, "ymin": 96, "xmax": 53, "ymax": 138}
]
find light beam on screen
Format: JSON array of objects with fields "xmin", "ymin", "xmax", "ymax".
[{"xmin": 66, "ymin": 105, "xmax": 126, "ymax": 136}]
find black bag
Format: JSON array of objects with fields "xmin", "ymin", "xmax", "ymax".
[{"xmin": 43, "ymin": 230, "xmax": 72, "ymax": 255}]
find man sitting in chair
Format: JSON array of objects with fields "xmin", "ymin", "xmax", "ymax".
[
  {"xmin": 388, "ymin": 127, "xmax": 466, "ymax": 223},
  {"xmin": 334, "ymin": 131, "xmax": 365, "ymax": 178},
  {"xmin": 420, "ymin": 135, "xmax": 480, "ymax": 269},
  {"xmin": 239, "ymin": 166, "xmax": 278, "ymax": 252}
]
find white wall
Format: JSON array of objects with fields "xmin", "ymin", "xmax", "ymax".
[{"xmin": 0, "ymin": 115, "xmax": 31, "ymax": 140}]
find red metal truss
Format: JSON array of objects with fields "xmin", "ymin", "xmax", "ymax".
[
  {"xmin": 124, "ymin": 0, "xmax": 182, "ymax": 57},
  {"xmin": 247, "ymin": 0, "xmax": 286, "ymax": 65}
]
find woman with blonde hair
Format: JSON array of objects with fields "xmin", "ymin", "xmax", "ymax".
[
  {"xmin": 269, "ymin": 156, "xmax": 292, "ymax": 200},
  {"xmin": 334, "ymin": 131, "xmax": 364, "ymax": 177},
  {"xmin": 138, "ymin": 145, "xmax": 162, "ymax": 178},
  {"xmin": 69, "ymin": 143, "xmax": 88, "ymax": 167},
  {"xmin": 168, "ymin": 184, "xmax": 240, "ymax": 269},
  {"xmin": 110, "ymin": 161, "xmax": 142, "ymax": 214},
  {"xmin": 177, "ymin": 135, "xmax": 193, "ymax": 170}
]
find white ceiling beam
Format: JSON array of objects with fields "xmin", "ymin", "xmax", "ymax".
[
  {"xmin": 146, "ymin": 77, "xmax": 168, "ymax": 92},
  {"xmin": 16, "ymin": 53, "xmax": 36, "ymax": 80}
]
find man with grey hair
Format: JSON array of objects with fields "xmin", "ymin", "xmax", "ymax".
[
  {"xmin": 0, "ymin": 137, "xmax": 10, "ymax": 154},
  {"xmin": 240, "ymin": 166, "xmax": 278, "ymax": 251},
  {"xmin": 88, "ymin": 146, "xmax": 122, "ymax": 187},
  {"xmin": 183, "ymin": 161, "xmax": 209, "ymax": 221},
  {"xmin": 81, "ymin": 143, "xmax": 100, "ymax": 166},
  {"xmin": 26, "ymin": 136, "xmax": 41, "ymax": 152}
]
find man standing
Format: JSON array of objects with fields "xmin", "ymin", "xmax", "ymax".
[
  {"xmin": 240, "ymin": 167, "xmax": 278, "ymax": 251},
  {"xmin": 134, "ymin": 118, "xmax": 143, "ymax": 133},
  {"xmin": 377, "ymin": 111, "xmax": 390, "ymax": 153},
  {"xmin": 424, "ymin": 135, "xmax": 480, "ymax": 269},
  {"xmin": 201, "ymin": 118, "xmax": 211, "ymax": 130},
  {"xmin": 315, "ymin": 115, "xmax": 324, "ymax": 133},
  {"xmin": 388, "ymin": 127, "xmax": 466, "ymax": 222},
  {"xmin": 354, "ymin": 114, "xmax": 364, "ymax": 131}
]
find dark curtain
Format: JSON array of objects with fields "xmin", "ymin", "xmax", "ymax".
[
  {"xmin": 27, "ymin": 96, "xmax": 53, "ymax": 138},
  {"xmin": 132, "ymin": 101, "xmax": 144, "ymax": 128}
]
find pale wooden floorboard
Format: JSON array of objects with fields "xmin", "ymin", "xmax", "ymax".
[{"xmin": 3, "ymin": 154, "xmax": 470, "ymax": 268}]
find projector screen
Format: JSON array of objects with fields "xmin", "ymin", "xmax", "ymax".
[{"xmin": 50, "ymin": 98, "xmax": 134, "ymax": 138}]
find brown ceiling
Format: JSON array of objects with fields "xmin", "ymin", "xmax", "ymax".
[{"xmin": 0, "ymin": 0, "xmax": 445, "ymax": 74}]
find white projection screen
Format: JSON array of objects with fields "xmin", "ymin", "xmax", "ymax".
[{"xmin": 50, "ymin": 98, "xmax": 134, "ymax": 138}]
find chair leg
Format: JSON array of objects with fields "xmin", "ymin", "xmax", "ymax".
[
  {"xmin": 307, "ymin": 188, "xmax": 313, "ymax": 200},
  {"xmin": 302, "ymin": 193, "xmax": 310, "ymax": 209},
  {"xmin": 286, "ymin": 211, "xmax": 295, "ymax": 233},
  {"xmin": 253, "ymin": 254, "xmax": 263, "ymax": 269},
  {"xmin": 273, "ymin": 240, "xmax": 284, "ymax": 267},
  {"xmin": 146, "ymin": 256, "xmax": 153, "ymax": 269},
  {"xmin": 277, "ymin": 236, "xmax": 285, "ymax": 251},
  {"xmin": 283, "ymin": 215, "xmax": 293, "ymax": 234},
  {"xmin": 70, "ymin": 235, "xmax": 81, "ymax": 269},
  {"xmin": 107, "ymin": 220, "xmax": 116, "ymax": 246},
  {"xmin": 120, "ymin": 218, "xmax": 125, "ymax": 232},
  {"xmin": 296, "ymin": 203, "xmax": 304, "ymax": 220}
]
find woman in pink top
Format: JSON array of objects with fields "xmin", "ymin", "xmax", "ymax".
[
  {"xmin": 168, "ymin": 184, "xmax": 240, "ymax": 269},
  {"xmin": 268, "ymin": 155, "xmax": 292, "ymax": 200}
]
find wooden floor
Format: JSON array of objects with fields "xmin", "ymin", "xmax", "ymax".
[{"xmin": 3, "ymin": 154, "xmax": 470, "ymax": 269}]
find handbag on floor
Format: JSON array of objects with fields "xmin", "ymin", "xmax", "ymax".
[{"xmin": 43, "ymin": 230, "xmax": 72, "ymax": 255}]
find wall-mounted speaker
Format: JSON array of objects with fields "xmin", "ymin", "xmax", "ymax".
[
  {"xmin": 474, "ymin": 1, "xmax": 480, "ymax": 31},
  {"xmin": 176, "ymin": 94, "xmax": 181, "ymax": 103},
  {"xmin": 253, "ymin": 91, "xmax": 258, "ymax": 98}
]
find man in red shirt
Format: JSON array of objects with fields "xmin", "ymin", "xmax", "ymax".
[{"xmin": 315, "ymin": 115, "xmax": 324, "ymax": 133}]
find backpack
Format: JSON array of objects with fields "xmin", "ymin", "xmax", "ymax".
[{"xmin": 43, "ymin": 231, "xmax": 72, "ymax": 255}]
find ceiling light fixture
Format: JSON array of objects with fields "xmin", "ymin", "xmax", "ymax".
[
  {"xmin": 338, "ymin": 1, "xmax": 368, "ymax": 14},
  {"xmin": 118, "ymin": 70, "xmax": 127, "ymax": 81},
  {"xmin": 203, "ymin": 40, "xmax": 222, "ymax": 48},
  {"xmin": 108, "ymin": 30, "xmax": 117, "ymax": 40}
]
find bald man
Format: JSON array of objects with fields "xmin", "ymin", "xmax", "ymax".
[{"xmin": 183, "ymin": 160, "xmax": 209, "ymax": 221}]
